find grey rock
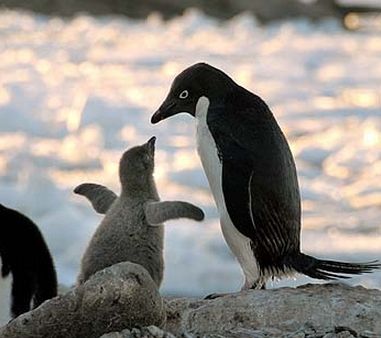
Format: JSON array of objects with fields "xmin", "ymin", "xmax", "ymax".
[
  {"xmin": 0, "ymin": 262, "xmax": 166, "ymax": 338},
  {"xmin": 164, "ymin": 283, "xmax": 381, "ymax": 337},
  {"xmin": 2, "ymin": 0, "xmax": 378, "ymax": 22},
  {"xmin": 100, "ymin": 325, "xmax": 176, "ymax": 338},
  {"xmin": 2, "ymin": 277, "xmax": 379, "ymax": 337}
]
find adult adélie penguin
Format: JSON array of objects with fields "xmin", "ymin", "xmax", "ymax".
[{"xmin": 151, "ymin": 62, "xmax": 380, "ymax": 292}]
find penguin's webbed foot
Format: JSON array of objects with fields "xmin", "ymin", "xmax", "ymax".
[
  {"xmin": 249, "ymin": 279, "xmax": 266, "ymax": 290},
  {"xmin": 250, "ymin": 282, "xmax": 266, "ymax": 290},
  {"xmin": 241, "ymin": 278, "xmax": 266, "ymax": 291},
  {"xmin": 204, "ymin": 292, "xmax": 230, "ymax": 300}
]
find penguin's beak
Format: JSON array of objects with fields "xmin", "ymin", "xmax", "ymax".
[{"xmin": 151, "ymin": 100, "xmax": 177, "ymax": 124}]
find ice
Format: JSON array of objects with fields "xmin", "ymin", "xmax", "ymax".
[{"xmin": 0, "ymin": 9, "xmax": 380, "ymax": 319}]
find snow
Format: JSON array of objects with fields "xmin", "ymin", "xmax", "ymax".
[
  {"xmin": 0, "ymin": 9, "xmax": 380, "ymax": 321},
  {"xmin": 339, "ymin": 0, "xmax": 381, "ymax": 8}
]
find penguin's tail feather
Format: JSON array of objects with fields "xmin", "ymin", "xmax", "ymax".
[{"xmin": 287, "ymin": 253, "xmax": 381, "ymax": 280}]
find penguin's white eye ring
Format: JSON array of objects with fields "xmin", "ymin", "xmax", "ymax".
[{"xmin": 179, "ymin": 90, "xmax": 189, "ymax": 99}]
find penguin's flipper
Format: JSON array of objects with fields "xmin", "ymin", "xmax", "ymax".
[
  {"xmin": 144, "ymin": 201, "xmax": 205, "ymax": 225},
  {"xmin": 74, "ymin": 183, "xmax": 117, "ymax": 214},
  {"xmin": 213, "ymin": 98, "xmax": 302, "ymax": 273},
  {"xmin": 11, "ymin": 270, "xmax": 36, "ymax": 318},
  {"xmin": 1, "ymin": 255, "xmax": 11, "ymax": 277}
]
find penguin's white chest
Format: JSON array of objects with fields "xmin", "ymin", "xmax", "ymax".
[
  {"xmin": 195, "ymin": 97, "xmax": 259, "ymax": 287},
  {"xmin": 195, "ymin": 98, "xmax": 224, "ymax": 211},
  {"xmin": 0, "ymin": 257, "xmax": 12, "ymax": 325}
]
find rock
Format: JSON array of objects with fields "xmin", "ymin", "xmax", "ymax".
[
  {"xmin": 164, "ymin": 283, "xmax": 381, "ymax": 337},
  {"xmin": 1, "ymin": 272, "xmax": 379, "ymax": 337},
  {"xmin": 0, "ymin": 0, "xmax": 351, "ymax": 22},
  {"xmin": 0, "ymin": 262, "xmax": 166, "ymax": 338},
  {"xmin": 100, "ymin": 325, "xmax": 176, "ymax": 338}
]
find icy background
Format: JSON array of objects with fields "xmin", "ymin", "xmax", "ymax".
[{"xmin": 0, "ymin": 10, "xmax": 380, "ymax": 321}]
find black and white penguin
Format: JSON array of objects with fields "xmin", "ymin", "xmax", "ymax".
[
  {"xmin": 0, "ymin": 203, "xmax": 57, "ymax": 318},
  {"xmin": 151, "ymin": 62, "xmax": 380, "ymax": 290}
]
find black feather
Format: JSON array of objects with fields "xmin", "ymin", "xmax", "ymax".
[
  {"xmin": 0, "ymin": 203, "xmax": 57, "ymax": 318},
  {"xmin": 210, "ymin": 88, "xmax": 301, "ymax": 274},
  {"xmin": 208, "ymin": 83, "xmax": 380, "ymax": 282},
  {"xmin": 287, "ymin": 253, "xmax": 381, "ymax": 280}
]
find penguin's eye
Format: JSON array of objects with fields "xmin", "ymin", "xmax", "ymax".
[{"xmin": 179, "ymin": 90, "xmax": 189, "ymax": 99}]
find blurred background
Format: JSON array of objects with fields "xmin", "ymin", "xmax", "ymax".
[{"xmin": 0, "ymin": 0, "xmax": 380, "ymax": 322}]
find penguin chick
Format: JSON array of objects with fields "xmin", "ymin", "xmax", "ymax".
[
  {"xmin": 76, "ymin": 136, "xmax": 204, "ymax": 286},
  {"xmin": 0, "ymin": 204, "xmax": 57, "ymax": 318}
]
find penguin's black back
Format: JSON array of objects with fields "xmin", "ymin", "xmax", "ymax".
[
  {"xmin": 207, "ymin": 83, "xmax": 380, "ymax": 280},
  {"xmin": 208, "ymin": 86, "xmax": 301, "ymax": 274},
  {"xmin": 0, "ymin": 203, "xmax": 57, "ymax": 318}
]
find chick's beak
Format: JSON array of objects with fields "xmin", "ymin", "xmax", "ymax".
[{"xmin": 145, "ymin": 136, "xmax": 156, "ymax": 155}]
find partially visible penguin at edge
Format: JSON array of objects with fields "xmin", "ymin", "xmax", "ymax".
[
  {"xmin": 75, "ymin": 136, "xmax": 205, "ymax": 287},
  {"xmin": 0, "ymin": 204, "xmax": 57, "ymax": 323}
]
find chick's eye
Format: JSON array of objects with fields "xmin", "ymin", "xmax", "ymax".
[
  {"xmin": 142, "ymin": 154, "xmax": 151, "ymax": 166},
  {"xmin": 179, "ymin": 90, "xmax": 189, "ymax": 99}
]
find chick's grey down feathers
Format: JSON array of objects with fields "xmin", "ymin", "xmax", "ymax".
[
  {"xmin": 144, "ymin": 200, "xmax": 204, "ymax": 225},
  {"xmin": 74, "ymin": 183, "xmax": 117, "ymax": 214},
  {"xmin": 75, "ymin": 183, "xmax": 205, "ymax": 224},
  {"xmin": 76, "ymin": 137, "xmax": 204, "ymax": 286}
]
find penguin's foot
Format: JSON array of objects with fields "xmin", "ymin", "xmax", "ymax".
[
  {"xmin": 250, "ymin": 279, "xmax": 266, "ymax": 290},
  {"xmin": 204, "ymin": 292, "xmax": 230, "ymax": 300},
  {"xmin": 250, "ymin": 282, "xmax": 266, "ymax": 290},
  {"xmin": 241, "ymin": 278, "xmax": 266, "ymax": 291}
]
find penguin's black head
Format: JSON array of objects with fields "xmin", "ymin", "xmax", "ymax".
[{"xmin": 151, "ymin": 63, "xmax": 235, "ymax": 124}]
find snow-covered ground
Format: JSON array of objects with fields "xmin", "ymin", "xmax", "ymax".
[
  {"xmin": 339, "ymin": 0, "xmax": 381, "ymax": 7},
  {"xmin": 0, "ymin": 9, "xmax": 380, "ymax": 320}
]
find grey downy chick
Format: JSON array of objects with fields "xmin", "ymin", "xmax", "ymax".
[{"xmin": 75, "ymin": 136, "xmax": 204, "ymax": 287}]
